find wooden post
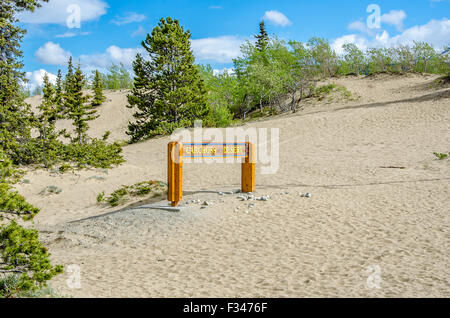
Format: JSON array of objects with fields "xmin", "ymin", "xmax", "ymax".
[
  {"xmin": 168, "ymin": 142, "xmax": 183, "ymax": 206},
  {"xmin": 241, "ymin": 142, "xmax": 255, "ymax": 193}
]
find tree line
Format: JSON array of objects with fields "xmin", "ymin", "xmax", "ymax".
[{"xmin": 125, "ymin": 20, "xmax": 450, "ymax": 142}]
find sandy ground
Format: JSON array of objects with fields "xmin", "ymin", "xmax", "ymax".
[{"xmin": 18, "ymin": 73, "xmax": 450, "ymax": 297}]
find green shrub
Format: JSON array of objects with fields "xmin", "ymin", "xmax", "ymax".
[
  {"xmin": 205, "ymin": 106, "xmax": 234, "ymax": 127},
  {"xmin": 99, "ymin": 181, "xmax": 167, "ymax": 207},
  {"xmin": 0, "ymin": 183, "xmax": 40, "ymax": 221},
  {"xmin": 434, "ymin": 152, "xmax": 449, "ymax": 160},
  {"xmin": 0, "ymin": 150, "xmax": 23, "ymax": 184},
  {"xmin": 0, "ymin": 221, "xmax": 63, "ymax": 298},
  {"xmin": 96, "ymin": 191, "xmax": 105, "ymax": 203},
  {"xmin": 313, "ymin": 84, "xmax": 337, "ymax": 96},
  {"xmin": 62, "ymin": 139, "xmax": 125, "ymax": 169}
]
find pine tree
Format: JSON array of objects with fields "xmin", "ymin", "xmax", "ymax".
[
  {"xmin": 91, "ymin": 70, "xmax": 105, "ymax": 107},
  {"xmin": 127, "ymin": 17, "xmax": 209, "ymax": 142},
  {"xmin": 0, "ymin": 1, "xmax": 43, "ymax": 163},
  {"xmin": 0, "ymin": 0, "xmax": 62, "ymax": 299},
  {"xmin": 65, "ymin": 64, "xmax": 99, "ymax": 144},
  {"xmin": 54, "ymin": 69, "xmax": 64, "ymax": 113},
  {"xmin": 255, "ymin": 21, "xmax": 269, "ymax": 52},
  {"xmin": 64, "ymin": 56, "xmax": 74, "ymax": 92},
  {"xmin": 36, "ymin": 74, "xmax": 61, "ymax": 167}
]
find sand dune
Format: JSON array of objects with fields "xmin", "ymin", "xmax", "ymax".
[{"xmin": 19, "ymin": 74, "xmax": 450, "ymax": 297}]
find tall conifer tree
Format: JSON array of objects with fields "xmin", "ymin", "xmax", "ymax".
[
  {"xmin": 127, "ymin": 17, "xmax": 209, "ymax": 142},
  {"xmin": 0, "ymin": 1, "xmax": 48, "ymax": 162},
  {"xmin": 91, "ymin": 70, "xmax": 105, "ymax": 107},
  {"xmin": 36, "ymin": 74, "xmax": 61, "ymax": 167},
  {"xmin": 255, "ymin": 21, "xmax": 269, "ymax": 52},
  {"xmin": 65, "ymin": 64, "xmax": 98, "ymax": 144},
  {"xmin": 54, "ymin": 69, "xmax": 64, "ymax": 113}
]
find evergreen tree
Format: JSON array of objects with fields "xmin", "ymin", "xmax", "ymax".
[
  {"xmin": 0, "ymin": 1, "xmax": 45, "ymax": 162},
  {"xmin": 91, "ymin": 70, "xmax": 105, "ymax": 107},
  {"xmin": 36, "ymin": 74, "xmax": 61, "ymax": 167},
  {"xmin": 54, "ymin": 69, "xmax": 64, "ymax": 112},
  {"xmin": 64, "ymin": 56, "xmax": 74, "ymax": 92},
  {"xmin": 0, "ymin": 0, "xmax": 62, "ymax": 299},
  {"xmin": 255, "ymin": 21, "xmax": 269, "ymax": 52},
  {"xmin": 65, "ymin": 64, "xmax": 98, "ymax": 144},
  {"xmin": 127, "ymin": 17, "xmax": 209, "ymax": 142}
]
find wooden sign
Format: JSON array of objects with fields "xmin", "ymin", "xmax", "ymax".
[
  {"xmin": 168, "ymin": 142, "xmax": 255, "ymax": 207},
  {"xmin": 183, "ymin": 143, "xmax": 248, "ymax": 158}
]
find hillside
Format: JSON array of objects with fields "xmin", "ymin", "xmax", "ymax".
[{"xmin": 19, "ymin": 73, "xmax": 450, "ymax": 297}]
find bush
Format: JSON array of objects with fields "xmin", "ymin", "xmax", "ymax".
[
  {"xmin": 205, "ymin": 106, "xmax": 234, "ymax": 127},
  {"xmin": 434, "ymin": 152, "xmax": 449, "ymax": 160},
  {"xmin": 99, "ymin": 181, "xmax": 167, "ymax": 207},
  {"xmin": 0, "ymin": 150, "xmax": 23, "ymax": 184},
  {"xmin": 0, "ymin": 221, "xmax": 63, "ymax": 298},
  {"xmin": 62, "ymin": 139, "xmax": 125, "ymax": 169},
  {"xmin": 0, "ymin": 184, "xmax": 40, "ymax": 221}
]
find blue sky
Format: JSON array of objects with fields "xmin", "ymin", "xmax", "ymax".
[{"xmin": 17, "ymin": 0, "xmax": 449, "ymax": 90}]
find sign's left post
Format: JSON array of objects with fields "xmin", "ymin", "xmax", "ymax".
[{"xmin": 168, "ymin": 142, "xmax": 183, "ymax": 206}]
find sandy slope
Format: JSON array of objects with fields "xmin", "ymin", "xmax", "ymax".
[{"xmin": 18, "ymin": 74, "xmax": 450, "ymax": 297}]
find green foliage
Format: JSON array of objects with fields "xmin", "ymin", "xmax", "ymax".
[
  {"xmin": 54, "ymin": 70, "xmax": 64, "ymax": 111},
  {"xmin": 198, "ymin": 65, "xmax": 237, "ymax": 127},
  {"xmin": 255, "ymin": 21, "xmax": 269, "ymax": 52},
  {"xmin": 99, "ymin": 181, "xmax": 167, "ymax": 207},
  {"xmin": 0, "ymin": 221, "xmax": 63, "ymax": 298},
  {"xmin": 0, "ymin": 1, "xmax": 62, "ymax": 299},
  {"xmin": 313, "ymin": 84, "xmax": 337, "ymax": 97},
  {"xmin": 91, "ymin": 70, "xmax": 105, "ymax": 107},
  {"xmin": 339, "ymin": 43, "xmax": 366, "ymax": 75},
  {"xmin": 127, "ymin": 17, "xmax": 209, "ymax": 142},
  {"xmin": 0, "ymin": 183, "xmax": 39, "ymax": 221},
  {"xmin": 36, "ymin": 74, "xmax": 64, "ymax": 168},
  {"xmin": 96, "ymin": 191, "xmax": 105, "ymax": 203},
  {"xmin": 58, "ymin": 163, "xmax": 72, "ymax": 174},
  {"xmin": 433, "ymin": 152, "xmax": 449, "ymax": 160},
  {"xmin": 199, "ymin": 23, "xmax": 449, "ymax": 121},
  {"xmin": 64, "ymin": 56, "xmax": 74, "ymax": 94},
  {"xmin": 205, "ymin": 105, "xmax": 234, "ymax": 127},
  {"xmin": 62, "ymin": 139, "xmax": 125, "ymax": 169},
  {"xmin": 0, "ymin": 275, "xmax": 61, "ymax": 298},
  {"xmin": 65, "ymin": 64, "xmax": 99, "ymax": 144},
  {"xmin": 0, "ymin": 149, "xmax": 23, "ymax": 184},
  {"xmin": 100, "ymin": 63, "xmax": 133, "ymax": 90}
]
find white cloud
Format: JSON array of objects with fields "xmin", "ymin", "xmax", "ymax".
[
  {"xmin": 111, "ymin": 12, "xmax": 146, "ymax": 26},
  {"xmin": 331, "ymin": 35, "xmax": 369, "ymax": 55},
  {"xmin": 78, "ymin": 46, "xmax": 145, "ymax": 73},
  {"xmin": 388, "ymin": 18, "xmax": 450, "ymax": 46},
  {"xmin": 55, "ymin": 31, "xmax": 91, "ymax": 38},
  {"xmin": 263, "ymin": 10, "xmax": 292, "ymax": 27},
  {"xmin": 74, "ymin": 36, "xmax": 243, "ymax": 71},
  {"xmin": 18, "ymin": 0, "xmax": 108, "ymax": 24},
  {"xmin": 33, "ymin": 35, "xmax": 246, "ymax": 75},
  {"xmin": 132, "ymin": 26, "xmax": 147, "ymax": 38},
  {"xmin": 381, "ymin": 10, "xmax": 407, "ymax": 31},
  {"xmin": 24, "ymin": 69, "xmax": 57, "ymax": 92},
  {"xmin": 35, "ymin": 41, "xmax": 144, "ymax": 72},
  {"xmin": 35, "ymin": 42, "xmax": 72, "ymax": 65},
  {"xmin": 333, "ymin": 18, "xmax": 450, "ymax": 54},
  {"xmin": 191, "ymin": 36, "xmax": 244, "ymax": 63}
]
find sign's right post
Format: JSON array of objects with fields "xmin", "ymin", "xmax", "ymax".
[{"xmin": 241, "ymin": 142, "xmax": 255, "ymax": 193}]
